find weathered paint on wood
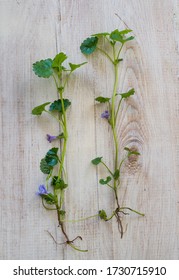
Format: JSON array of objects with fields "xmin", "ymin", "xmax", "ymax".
[{"xmin": 0, "ymin": 0, "xmax": 179, "ymax": 259}]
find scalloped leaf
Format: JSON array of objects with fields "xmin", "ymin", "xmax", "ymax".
[
  {"xmin": 49, "ymin": 99, "xmax": 71, "ymax": 113},
  {"xmin": 45, "ymin": 148, "xmax": 59, "ymax": 167},
  {"xmin": 110, "ymin": 29, "xmax": 134, "ymax": 43},
  {"xmin": 51, "ymin": 176, "xmax": 68, "ymax": 190},
  {"xmin": 120, "ymin": 88, "xmax": 135, "ymax": 99},
  {"xmin": 95, "ymin": 96, "xmax": 111, "ymax": 103},
  {"xmin": 69, "ymin": 62, "xmax": 87, "ymax": 72},
  {"xmin": 40, "ymin": 158, "xmax": 52, "ymax": 174},
  {"xmin": 32, "ymin": 59, "xmax": 53, "ymax": 78},
  {"xmin": 99, "ymin": 176, "xmax": 112, "ymax": 185},
  {"xmin": 32, "ymin": 102, "xmax": 50, "ymax": 115},
  {"xmin": 110, "ymin": 29, "xmax": 123, "ymax": 42},
  {"xmin": 91, "ymin": 157, "xmax": 103, "ymax": 165},
  {"xmin": 52, "ymin": 52, "xmax": 67, "ymax": 69},
  {"xmin": 80, "ymin": 37, "xmax": 98, "ymax": 55}
]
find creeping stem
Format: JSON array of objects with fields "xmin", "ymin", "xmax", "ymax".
[
  {"xmin": 111, "ymin": 63, "xmax": 119, "ymax": 180},
  {"xmin": 50, "ymin": 73, "xmax": 88, "ymax": 251},
  {"xmin": 58, "ymin": 88, "xmax": 68, "ymax": 180}
]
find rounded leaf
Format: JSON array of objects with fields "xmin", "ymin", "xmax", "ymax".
[
  {"xmin": 32, "ymin": 59, "xmax": 53, "ymax": 78},
  {"xmin": 40, "ymin": 158, "xmax": 52, "ymax": 174},
  {"xmin": 80, "ymin": 37, "xmax": 98, "ymax": 55}
]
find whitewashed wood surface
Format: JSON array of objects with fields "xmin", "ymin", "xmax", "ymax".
[{"xmin": 0, "ymin": 0, "xmax": 179, "ymax": 260}]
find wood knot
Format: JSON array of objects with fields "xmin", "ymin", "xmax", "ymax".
[{"xmin": 126, "ymin": 146, "xmax": 141, "ymax": 173}]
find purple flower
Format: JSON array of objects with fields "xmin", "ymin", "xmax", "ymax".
[
  {"xmin": 36, "ymin": 185, "xmax": 49, "ymax": 195},
  {"xmin": 101, "ymin": 110, "xmax": 110, "ymax": 119},
  {"xmin": 46, "ymin": 134, "xmax": 57, "ymax": 143}
]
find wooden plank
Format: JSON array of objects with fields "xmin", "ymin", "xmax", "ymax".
[{"xmin": 0, "ymin": 0, "xmax": 179, "ymax": 259}]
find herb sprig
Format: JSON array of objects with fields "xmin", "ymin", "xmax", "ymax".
[
  {"xmin": 80, "ymin": 29, "xmax": 144, "ymax": 238},
  {"xmin": 32, "ymin": 53, "xmax": 87, "ymax": 252}
]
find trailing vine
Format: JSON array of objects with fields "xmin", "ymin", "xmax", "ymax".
[
  {"xmin": 80, "ymin": 29, "xmax": 144, "ymax": 237},
  {"xmin": 32, "ymin": 53, "xmax": 87, "ymax": 251}
]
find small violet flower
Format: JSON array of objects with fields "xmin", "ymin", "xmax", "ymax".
[
  {"xmin": 36, "ymin": 185, "xmax": 49, "ymax": 195},
  {"xmin": 101, "ymin": 110, "xmax": 110, "ymax": 119},
  {"xmin": 46, "ymin": 134, "xmax": 57, "ymax": 143}
]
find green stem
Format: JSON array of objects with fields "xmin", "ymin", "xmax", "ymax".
[
  {"xmin": 58, "ymin": 90, "xmax": 68, "ymax": 180},
  {"xmin": 63, "ymin": 214, "xmax": 99, "ymax": 223},
  {"xmin": 45, "ymin": 170, "xmax": 53, "ymax": 190},
  {"xmin": 68, "ymin": 243, "xmax": 88, "ymax": 252},
  {"xmin": 42, "ymin": 199, "xmax": 56, "ymax": 211},
  {"xmin": 96, "ymin": 47, "xmax": 114, "ymax": 63},
  {"xmin": 59, "ymin": 189, "xmax": 64, "ymax": 209},
  {"xmin": 111, "ymin": 64, "xmax": 119, "ymax": 183},
  {"xmin": 111, "ymin": 43, "xmax": 124, "ymax": 194},
  {"xmin": 56, "ymin": 205, "xmax": 70, "ymax": 241},
  {"xmin": 63, "ymin": 72, "xmax": 71, "ymax": 89},
  {"xmin": 45, "ymin": 110, "xmax": 64, "ymax": 129},
  {"xmin": 52, "ymin": 74, "xmax": 59, "ymax": 89},
  {"xmin": 107, "ymin": 183, "xmax": 114, "ymax": 189},
  {"xmin": 101, "ymin": 161, "xmax": 114, "ymax": 176},
  {"xmin": 120, "ymin": 207, "xmax": 145, "ymax": 216},
  {"xmin": 117, "ymin": 43, "xmax": 124, "ymax": 60},
  {"xmin": 115, "ymin": 97, "xmax": 123, "ymax": 124},
  {"xmin": 118, "ymin": 156, "xmax": 128, "ymax": 173},
  {"xmin": 105, "ymin": 211, "xmax": 115, "ymax": 221}
]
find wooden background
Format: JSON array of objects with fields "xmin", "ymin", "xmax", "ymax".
[{"xmin": 0, "ymin": 0, "xmax": 179, "ymax": 260}]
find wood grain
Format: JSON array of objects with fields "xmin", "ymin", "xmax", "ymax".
[{"xmin": 0, "ymin": 0, "xmax": 179, "ymax": 259}]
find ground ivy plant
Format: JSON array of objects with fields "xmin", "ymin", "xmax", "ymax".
[
  {"xmin": 32, "ymin": 52, "xmax": 87, "ymax": 252},
  {"xmin": 80, "ymin": 29, "xmax": 144, "ymax": 237}
]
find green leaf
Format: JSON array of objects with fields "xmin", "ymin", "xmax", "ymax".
[
  {"xmin": 99, "ymin": 176, "xmax": 112, "ymax": 185},
  {"xmin": 124, "ymin": 147, "xmax": 140, "ymax": 156},
  {"xmin": 124, "ymin": 36, "xmax": 135, "ymax": 42},
  {"xmin": 91, "ymin": 157, "xmax": 103, "ymax": 165},
  {"xmin": 119, "ymin": 29, "xmax": 133, "ymax": 35},
  {"xmin": 51, "ymin": 176, "xmax": 68, "ymax": 190},
  {"xmin": 45, "ymin": 148, "xmax": 59, "ymax": 167},
  {"xmin": 32, "ymin": 102, "xmax": 50, "ymax": 115},
  {"xmin": 124, "ymin": 147, "xmax": 130, "ymax": 152},
  {"xmin": 32, "ymin": 59, "xmax": 53, "ymax": 78},
  {"xmin": 110, "ymin": 29, "xmax": 123, "ymax": 42},
  {"xmin": 95, "ymin": 96, "xmax": 111, "ymax": 103},
  {"xmin": 99, "ymin": 210, "xmax": 107, "ymax": 220},
  {"xmin": 52, "ymin": 52, "xmax": 67, "ymax": 69},
  {"xmin": 91, "ymin": 32, "xmax": 110, "ymax": 37},
  {"xmin": 40, "ymin": 158, "xmax": 52, "ymax": 174},
  {"xmin": 69, "ymin": 62, "xmax": 87, "ymax": 72},
  {"xmin": 120, "ymin": 88, "xmax": 135, "ymax": 99},
  {"xmin": 110, "ymin": 29, "xmax": 134, "ymax": 43},
  {"xmin": 46, "ymin": 147, "xmax": 58, "ymax": 155},
  {"xmin": 113, "ymin": 169, "xmax": 120, "ymax": 180},
  {"xmin": 80, "ymin": 37, "xmax": 98, "ymax": 55},
  {"xmin": 49, "ymin": 99, "xmax": 71, "ymax": 113},
  {"xmin": 41, "ymin": 193, "xmax": 58, "ymax": 205}
]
